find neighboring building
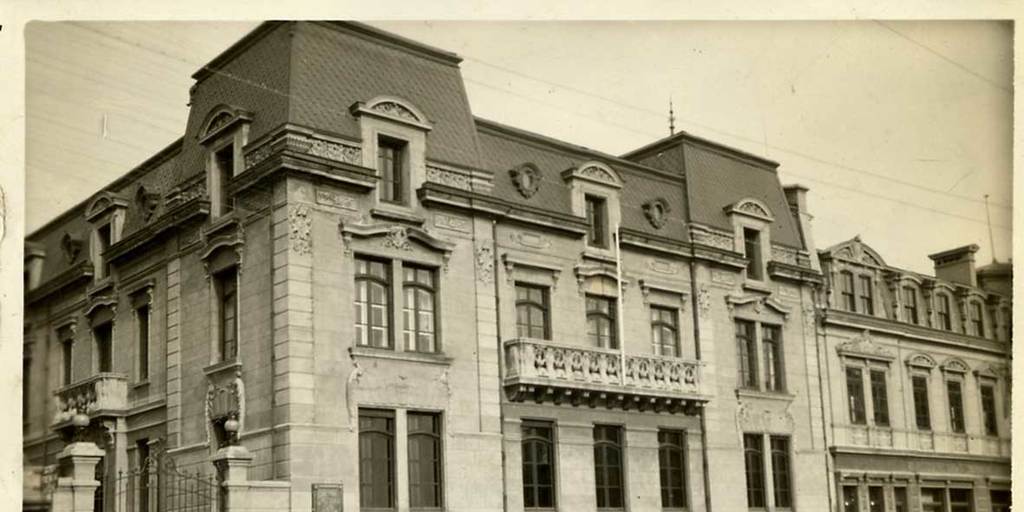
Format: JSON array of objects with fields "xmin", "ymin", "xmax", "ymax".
[
  {"xmin": 817, "ymin": 238, "xmax": 1012, "ymax": 512},
  {"xmin": 23, "ymin": 20, "xmax": 1005, "ymax": 512}
]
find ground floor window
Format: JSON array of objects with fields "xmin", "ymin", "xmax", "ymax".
[
  {"xmin": 990, "ymin": 489, "xmax": 1011, "ymax": 512},
  {"xmin": 521, "ymin": 421, "xmax": 556, "ymax": 509},
  {"xmin": 593, "ymin": 425, "xmax": 624, "ymax": 510}
]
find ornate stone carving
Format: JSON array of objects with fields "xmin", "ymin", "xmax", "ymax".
[
  {"xmin": 244, "ymin": 142, "xmax": 274, "ymax": 170},
  {"xmin": 288, "ymin": 204, "xmax": 312, "ymax": 255},
  {"xmin": 735, "ymin": 399, "xmax": 795, "ymax": 435},
  {"xmin": 642, "ymin": 198, "xmax": 671, "ymax": 229},
  {"xmin": 434, "ymin": 213, "xmax": 470, "ymax": 233},
  {"xmin": 941, "ymin": 358, "xmax": 970, "ymax": 374},
  {"xmin": 509, "ymin": 163, "xmax": 542, "ymax": 199},
  {"xmin": 372, "ymin": 101, "xmax": 419, "ymax": 122},
  {"xmin": 697, "ymin": 285, "xmax": 712, "ymax": 318},
  {"xmin": 307, "ymin": 139, "xmax": 362, "ymax": 165},
  {"xmin": 711, "ymin": 270, "xmax": 735, "ymax": 285},
  {"xmin": 382, "ymin": 226, "xmax": 413, "ymax": 251},
  {"xmin": 135, "ymin": 185, "xmax": 160, "ymax": 223},
  {"xmin": 580, "ymin": 165, "xmax": 616, "ymax": 184},
  {"xmin": 474, "ymin": 245, "xmax": 495, "ymax": 283},
  {"xmin": 737, "ymin": 201, "xmax": 770, "ymax": 217},
  {"xmin": 315, "ymin": 189, "xmax": 358, "ymax": 211},
  {"xmin": 689, "ymin": 225, "xmax": 734, "ymax": 250},
  {"xmin": 906, "ymin": 353, "xmax": 937, "ymax": 369},
  {"xmin": 205, "ymin": 112, "xmax": 233, "ymax": 137},
  {"xmin": 345, "ymin": 351, "xmax": 364, "ymax": 432},
  {"xmin": 510, "ymin": 231, "xmax": 551, "ymax": 250},
  {"xmin": 647, "ymin": 258, "xmax": 678, "ymax": 275},
  {"xmin": 771, "ymin": 244, "xmax": 799, "ymax": 265},
  {"xmin": 803, "ymin": 303, "xmax": 817, "ymax": 331},
  {"xmin": 426, "ymin": 166, "xmax": 472, "ymax": 191},
  {"xmin": 836, "ymin": 330, "xmax": 895, "ymax": 361},
  {"xmin": 61, "ymin": 232, "xmax": 83, "ymax": 263}
]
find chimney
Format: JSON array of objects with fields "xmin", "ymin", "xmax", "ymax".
[
  {"xmin": 783, "ymin": 184, "xmax": 809, "ymax": 215},
  {"xmin": 782, "ymin": 184, "xmax": 820, "ymax": 271},
  {"xmin": 927, "ymin": 244, "xmax": 979, "ymax": 287}
]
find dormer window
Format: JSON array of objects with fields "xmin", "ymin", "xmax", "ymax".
[
  {"xmin": 858, "ymin": 275, "xmax": 874, "ymax": 315},
  {"xmin": 96, "ymin": 223, "xmax": 112, "ymax": 279},
  {"xmin": 377, "ymin": 136, "xmax": 407, "ymax": 205},
  {"xmin": 936, "ymin": 294, "xmax": 952, "ymax": 330},
  {"xmin": 198, "ymin": 105, "xmax": 252, "ymax": 219},
  {"xmin": 970, "ymin": 301, "xmax": 985, "ymax": 337},
  {"xmin": 902, "ymin": 286, "xmax": 919, "ymax": 324},
  {"xmin": 85, "ymin": 191, "xmax": 127, "ymax": 281},
  {"xmin": 839, "ymin": 271, "xmax": 856, "ymax": 312},
  {"xmin": 585, "ymin": 194, "xmax": 609, "ymax": 249},
  {"xmin": 743, "ymin": 228, "xmax": 763, "ymax": 281},
  {"xmin": 213, "ymin": 143, "xmax": 235, "ymax": 216}
]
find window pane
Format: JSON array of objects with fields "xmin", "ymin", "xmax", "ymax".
[
  {"xmin": 842, "ymin": 486, "xmax": 859, "ymax": 512},
  {"xmin": 912, "ymin": 375, "xmax": 931, "ymax": 430},
  {"xmin": 651, "ymin": 306, "xmax": 679, "ymax": 357},
  {"xmin": 516, "ymin": 284, "xmax": 550, "ymax": 340},
  {"xmin": 893, "ymin": 487, "xmax": 908, "ymax": 512},
  {"xmin": 355, "ymin": 258, "xmax": 392, "ymax": 349},
  {"xmin": 743, "ymin": 434, "xmax": 765, "ymax": 508},
  {"xmin": 920, "ymin": 488, "xmax": 946, "ymax": 512},
  {"xmin": 947, "ymin": 380, "xmax": 966, "ymax": 433},
  {"xmin": 858, "ymin": 275, "xmax": 874, "ymax": 314},
  {"xmin": 359, "ymin": 410, "xmax": 395, "ymax": 509},
  {"xmin": 870, "ymin": 369, "xmax": 889, "ymax": 426},
  {"xmin": 137, "ymin": 305, "xmax": 150, "ymax": 380},
  {"xmin": 587, "ymin": 295, "xmax": 617, "ymax": 349},
  {"xmin": 594, "ymin": 426, "xmax": 624, "ymax": 509},
  {"xmin": 762, "ymin": 325, "xmax": 783, "ymax": 391},
  {"xmin": 981, "ymin": 385, "xmax": 998, "ymax": 436},
  {"xmin": 744, "ymin": 228, "xmax": 762, "ymax": 280},
  {"xmin": 378, "ymin": 138, "xmax": 405, "ymax": 204},
  {"xmin": 770, "ymin": 436, "xmax": 791, "ymax": 508},
  {"xmin": 949, "ymin": 489, "xmax": 972, "ymax": 512},
  {"xmin": 408, "ymin": 412, "xmax": 443, "ymax": 508},
  {"xmin": 94, "ymin": 322, "xmax": 113, "ymax": 373},
  {"xmin": 658, "ymin": 430, "xmax": 687, "ymax": 508},
  {"xmin": 522, "ymin": 422, "xmax": 555, "ymax": 509},
  {"xmin": 846, "ymin": 368, "xmax": 866, "ymax": 424},
  {"xmin": 736, "ymin": 320, "xmax": 758, "ymax": 389},
  {"xmin": 868, "ymin": 486, "xmax": 885, "ymax": 512},
  {"xmin": 586, "ymin": 195, "xmax": 608, "ymax": 248}
]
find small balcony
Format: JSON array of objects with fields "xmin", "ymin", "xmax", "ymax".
[
  {"xmin": 51, "ymin": 373, "xmax": 129, "ymax": 429},
  {"xmin": 503, "ymin": 338, "xmax": 710, "ymax": 414}
]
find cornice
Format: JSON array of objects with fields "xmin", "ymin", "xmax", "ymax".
[
  {"xmin": 822, "ymin": 309, "xmax": 1009, "ymax": 356},
  {"xmin": 25, "ymin": 260, "xmax": 94, "ymax": 306}
]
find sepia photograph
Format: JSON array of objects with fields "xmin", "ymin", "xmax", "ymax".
[{"xmin": 12, "ymin": 12, "xmax": 1016, "ymax": 512}]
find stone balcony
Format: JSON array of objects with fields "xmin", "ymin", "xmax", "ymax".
[
  {"xmin": 51, "ymin": 373, "xmax": 129, "ymax": 429},
  {"xmin": 833, "ymin": 423, "xmax": 1011, "ymax": 459},
  {"xmin": 502, "ymin": 338, "xmax": 710, "ymax": 414}
]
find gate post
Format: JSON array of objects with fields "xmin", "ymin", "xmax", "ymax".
[
  {"xmin": 51, "ymin": 441, "xmax": 105, "ymax": 512},
  {"xmin": 212, "ymin": 445, "xmax": 253, "ymax": 512}
]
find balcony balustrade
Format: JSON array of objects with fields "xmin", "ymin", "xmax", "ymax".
[
  {"xmin": 51, "ymin": 373, "xmax": 129, "ymax": 428},
  {"xmin": 503, "ymin": 338, "xmax": 709, "ymax": 414}
]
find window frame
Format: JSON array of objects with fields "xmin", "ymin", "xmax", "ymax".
[
  {"xmin": 515, "ymin": 283, "xmax": 551, "ymax": 340},
  {"xmin": 213, "ymin": 142, "xmax": 236, "ymax": 216},
  {"xmin": 869, "ymin": 368, "xmax": 890, "ymax": 427},
  {"xmin": 979, "ymin": 382, "xmax": 998, "ymax": 436},
  {"xmin": 402, "ymin": 264, "xmax": 440, "ymax": 353},
  {"xmin": 657, "ymin": 429, "xmax": 688, "ymax": 510},
  {"xmin": 359, "ymin": 408, "xmax": 397, "ymax": 511},
  {"xmin": 742, "ymin": 433, "xmax": 766, "ymax": 509},
  {"xmin": 95, "ymin": 222, "xmax": 113, "ymax": 279},
  {"xmin": 593, "ymin": 424, "xmax": 625, "ymax": 510},
  {"xmin": 407, "ymin": 411, "xmax": 444, "ymax": 509},
  {"xmin": 937, "ymin": 294, "xmax": 953, "ymax": 331},
  {"xmin": 521, "ymin": 420, "xmax": 557, "ymax": 510},
  {"xmin": 911, "ymin": 373, "xmax": 932, "ymax": 431},
  {"xmin": 845, "ymin": 366, "xmax": 867, "ymax": 425},
  {"xmin": 650, "ymin": 305, "xmax": 680, "ymax": 357},
  {"xmin": 59, "ymin": 327, "xmax": 75, "ymax": 386},
  {"xmin": 93, "ymin": 321, "xmax": 114, "ymax": 374},
  {"xmin": 214, "ymin": 266, "xmax": 239, "ymax": 362},
  {"xmin": 839, "ymin": 271, "xmax": 856, "ymax": 312},
  {"xmin": 743, "ymin": 227, "xmax": 764, "ymax": 281},
  {"xmin": 135, "ymin": 303, "xmax": 151, "ymax": 382},
  {"xmin": 970, "ymin": 301, "xmax": 985, "ymax": 338},
  {"xmin": 857, "ymin": 275, "xmax": 874, "ymax": 315},
  {"xmin": 586, "ymin": 294, "xmax": 619, "ymax": 350},
  {"xmin": 946, "ymin": 378, "xmax": 966, "ymax": 434},
  {"xmin": 585, "ymin": 194, "xmax": 610, "ymax": 249},
  {"xmin": 761, "ymin": 324, "xmax": 785, "ymax": 392},
  {"xmin": 902, "ymin": 286, "xmax": 919, "ymax": 324},
  {"xmin": 355, "ymin": 256, "xmax": 394, "ymax": 350},
  {"xmin": 769, "ymin": 435, "xmax": 792, "ymax": 509},
  {"xmin": 736, "ymin": 319, "xmax": 759, "ymax": 390},
  {"xmin": 377, "ymin": 135, "xmax": 408, "ymax": 206}
]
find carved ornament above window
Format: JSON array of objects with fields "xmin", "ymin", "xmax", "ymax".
[
  {"xmin": 509, "ymin": 163, "xmax": 542, "ymax": 198},
  {"xmin": 724, "ymin": 198, "xmax": 774, "ymax": 222}
]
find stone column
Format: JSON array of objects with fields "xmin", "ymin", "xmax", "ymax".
[
  {"xmin": 212, "ymin": 445, "xmax": 252, "ymax": 512},
  {"xmin": 51, "ymin": 442, "xmax": 105, "ymax": 512}
]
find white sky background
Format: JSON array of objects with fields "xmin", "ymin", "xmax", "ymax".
[{"xmin": 25, "ymin": 20, "xmax": 1012, "ymax": 274}]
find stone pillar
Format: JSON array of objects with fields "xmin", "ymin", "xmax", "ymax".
[
  {"xmin": 51, "ymin": 442, "xmax": 105, "ymax": 512},
  {"xmin": 213, "ymin": 445, "xmax": 252, "ymax": 512}
]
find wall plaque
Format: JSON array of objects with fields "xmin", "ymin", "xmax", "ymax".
[{"xmin": 313, "ymin": 483, "xmax": 343, "ymax": 512}]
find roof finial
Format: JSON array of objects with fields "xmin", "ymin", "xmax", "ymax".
[
  {"xmin": 669, "ymin": 97, "xmax": 676, "ymax": 136},
  {"xmin": 984, "ymin": 194, "xmax": 998, "ymax": 263}
]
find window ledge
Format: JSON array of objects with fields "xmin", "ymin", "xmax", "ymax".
[
  {"xmin": 204, "ymin": 359, "xmax": 243, "ymax": 378},
  {"xmin": 371, "ymin": 206, "xmax": 425, "ymax": 225},
  {"xmin": 132, "ymin": 379, "xmax": 151, "ymax": 390},
  {"xmin": 350, "ymin": 346, "xmax": 452, "ymax": 366},
  {"xmin": 581, "ymin": 246, "xmax": 616, "ymax": 263},
  {"xmin": 742, "ymin": 280, "xmax": 772, "ymax": 293},
  {"xmin": 735, "ymin": 388, "xmax": 796, "ymax": 402}
]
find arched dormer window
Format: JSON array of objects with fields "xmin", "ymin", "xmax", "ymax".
[
  {"xmin": 969, "ymin": 299, "xmax": 987, "ymax": 338},
  {"xmin": 562, "ymin": 161, "xmax": 623, "ymax": 256},
  {"xmin": 350, "ymin": 96, "xmax": 433, "ymax": 210},
  {"xmin": 725, "ymin": 198, "xmax": 774, "ymax": 283},
  {"xmin": 935, "ymin": 292, "xmax": 954, "ymax": 331},
  {"xmin": 900, "ymin": 284, "xmax": 920, "ymax": 325},
  {"xmin": 198, "ymin": 105, "xmax": 253, "ymax": 219}
]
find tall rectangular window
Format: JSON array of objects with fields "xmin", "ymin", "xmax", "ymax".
[
  {"xmin": 521, "ymin": 421, "xmax": 556, "ymax": 510},
  {"xmin": 137, "ymin": 439, "xmax": 151, "ymax": 512},
  {"xmin": 61, "ymin": 329, "xmax": 74, "ymax": 385},
  {"xmin": 762, "ymin": 324, "xmax": 784, "ymax": 392},
  {"xmin": 920, "ymin": 488, "xmax": 946, "ymax": 512},
  {"xmin": 912, "ymin": 375, "xmax": 931, "ymax": 430},
  {"xmin": 846, "ymin": 367, "xmax": 866, "ymax": 424},
  {"xmin": 593, "ymin": 425, "xmax": 624, "ymax": 510},
  {"xmin": 408, "ymin": 412, "xmax": 443, "ymax": 508},
  {"xmin": 902, "ymin": 286, "xmax": 918, "ymax": 324},
  {"xmin": 377, "ymin": 137, "xmax": 406, "ymax": 204},
  {"xmin": 214, "ymin": 144, "xmax": 235, "ymax": 215},
  {"xmin": 949, "ymin": 489, "xmax": 972, "ymax": 512},
  {"xmin": 937, "ymin": 294, "xmax": 952, "ymax": 330},
  {"xmin": 842, "ymin": 486, "xmax": 859, "ymax": 512},
  {"xmin": 947, "ymin": 380, "xmax": 966, "ymax": 433},
  {"xmin": 980, "ymin": 384, "xmax": 998, "ymax": 436},
  {"xmin": 736, "ymin": 320, "xmax": 759, "ymax": 389},
  {"xmin": 840, "ymin": 271, "xmax": 856, "ymax": 312},
  {"xmin": 893, "ymin": 487, "xmax": 908, "ymax": 512},
  {"xmin": 971, "ymin": 302, "xmax": 985, "ymax": 337},
  {"xmin": 516, "ymin": 284, "xmax": 550, "ymax": 339},
  {"xmin": 585, "ymin": 195, "xmax": 608, "ymax": 248},
  {"xmin": 870, "ymin": 369, "xmax": 890, "ymax": 426},
  {"xmin": 355, "ymin": 257, "xmax": 392, "ymax": 349},
  {"xmin": 742, "ymin": 434, "xmax": 766, "ymax": 508},
  {"xmin": 23, "ymin": 356, "xmax": 31, "ymax": 421},
  {"xmin": 136, "ymin": 304, "xmax": 150, "ymax": 381},
  {"xmin": 96, "ymin": 223, "xmax": 112, "ymax": 278},
  {"xmin": 403, "ymin": 265, "xmax": 438, "ymax": 353},
  {"xmin": 868, "ymin": 486, "xmax": 885, "ymax": 512},
  {"xmin": 359, "ymin": 409, "xmax": 395, "ymax": 510},
  {"xmin": 586, "ymin": 295, "xmax": 618, "ymax": 349},
  {"xmin": 658, "ymin": 430, "xmax": 687, "ymax": 509},
  {"xmin": 216, "ymin": 267, "xmax": 238, "ymax": 361},
  {"xmin": 651, "ymin": 306, "xmax": 679, "ymax": 357},
  {"xmin": 990, "ymin": 490, "xmax": 1010, "ymax": 512},
  {"xmin": 769, "ymin": 436, "xmax": 792, "ymax": 508},
  {"xmin": 858, "ymin": 275, "xmax": 874, "ymax": 315},
  {"xmin": 94, "ymin": 322, "xmax": 113, "ymax": 373},
  {"xmin": 743, "ymin": 228, "xmax": 763, "ymax": 280}
]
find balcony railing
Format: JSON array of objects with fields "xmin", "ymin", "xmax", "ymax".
[
  {"xmin": 51, "ymin": 373, "xmax": 129, "ymax": 427},
  {"xmin": 833, "ymin": 424, "xmax": 1010, "ymax": 458},
  {"xmin": 503, "ymin": 338, "xmax": 709, "ymax": 414}
]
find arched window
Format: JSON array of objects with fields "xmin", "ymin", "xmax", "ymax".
[
  {"xmin": 743, "ymin": 434, "xmax": 766, "ymax": 508},
  {"xmin": 651, "ymin": 306, "xmax": 679, "ymax": 357},
  {"xmin": 970, "ymin": 301, "xmax": 985, "ymax": 338},
  {"xmin": 358, "ymin": 409, "xmax": 395, "ymax": 509},
  {"xmin": 407, "ymin": 412, "xmax": 443, "ymax": 508},
  {"xmin": 593, "ymin": 426, "xmax": 624, "ymax": 509},
  {"xmin": 355, "ymin": 257, "xmax": 392, "ymax": 349},
  {"xmin": 902, "ymin": 286, "xmax": 919, "ymax": 324},
  {"xmin": 586, "ymin": 295, "xmax": 618, "ymax": 349},
  {"xmin": 658, "ymin": 430, "xmax": 687, "ymax": 508},
  {"xmin": 515, "ymin": 284, "xmax": 550, "ymax": 339},
  {"xmin": 403, "ymin": 265, "xmax": 438, "ymax": 352},
  {"xmin": 521, "ymin": 421, "xmax": 556, "ymax": 509},
  {"xmin": 936, "ymin": 294, "xmax": 952, "ymax": 330}
]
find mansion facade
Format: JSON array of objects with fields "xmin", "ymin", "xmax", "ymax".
[{"xmin": 22, "ymin": 21, "xmax": 1011, "ymax": 512}]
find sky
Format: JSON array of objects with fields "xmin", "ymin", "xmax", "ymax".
[{"xmin": 25, "ymin": 20, "xmax": 1013, "ymax": 274}]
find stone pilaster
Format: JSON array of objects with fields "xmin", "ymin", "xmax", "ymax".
[
  {"xmin": 51, "ymin": 442, "xmax": 104, "ymax": 512},
  {"xmin": 165, "ymin": 257, "xmax": 182, "ymax": 447},
  {"xmin": 213, "ymin": 445, "xmax": 253, "ymax": 512}
]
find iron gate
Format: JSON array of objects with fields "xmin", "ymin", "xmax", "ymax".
[{"xmin": 104, "ymin": 450, "xmax": 220, "ymax": 512}]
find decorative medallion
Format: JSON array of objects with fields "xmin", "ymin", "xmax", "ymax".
[
  {"xmin": 510, "ymin": 231, "xmax": 551, "ymax": 250},
  {"xmin": 288, "ymin": 204, "xmax": 313, "ymax": 255},
  {"xmin": 642, "ymin": 198, "xmax": 671, "ymax": 229},
  {"xmin": 647, "ymin": 258, "xmax": 678, "ymax": 275},
  {"xmin": 382, "ymin": 226, "xmax": 413, "ymax": 251},
  {"xmin": 61, "ymin": 232, "xmax": 83, "ymax": 263},
  {"xmin": 475, "ymin": 245, "xmax": 494, "ymax": 283},
  {"xmin": 509, "ymin": 163, "xmax": 542, "ymax": 199},
  {"xmin": 135, "ymin": 185, "xmax": 160, "ymax": 223}
]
